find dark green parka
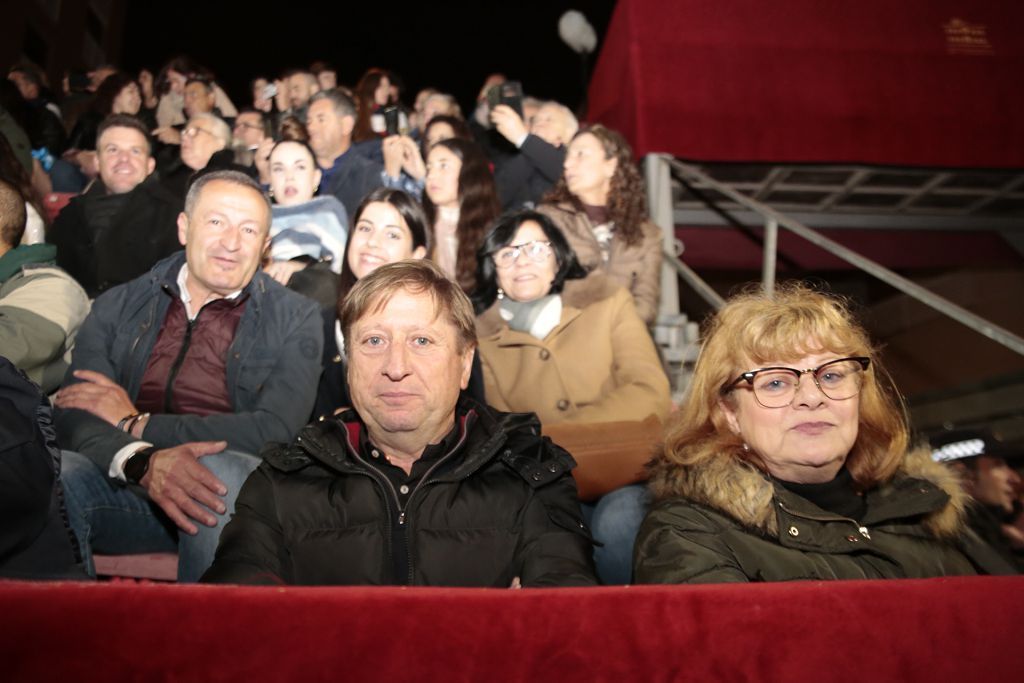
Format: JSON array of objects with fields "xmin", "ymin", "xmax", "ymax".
[{"xmin": 634, "ymin": 447, "xmax": 1015, "ymax": 583}]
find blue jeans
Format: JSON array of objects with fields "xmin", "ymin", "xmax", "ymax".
[
  {"xmin": 582, "ymin": 483, "xmax": 649, "ymax": 585},
  {"xmin": 61, "ymin": 449, "xmax": 261, "ymax": 582}
]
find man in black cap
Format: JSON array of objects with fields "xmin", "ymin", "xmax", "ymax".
[{"xmin": 932, "ymin": 429, "xmax": 1023, "ymax": 571}]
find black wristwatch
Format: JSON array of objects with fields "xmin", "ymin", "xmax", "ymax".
[{"xmin": 124, "ymin": 446, "xmax": 158, "ymax": 484}]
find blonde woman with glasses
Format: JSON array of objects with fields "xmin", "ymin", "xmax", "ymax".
[{"xmin": 634, "ymin": 283, "xmax": 1016, "ymax": 583}]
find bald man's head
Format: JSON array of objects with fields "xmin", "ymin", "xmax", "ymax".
[{"xmin": 0, "ymin": 179, "xmax": 27, "ymax": 252}]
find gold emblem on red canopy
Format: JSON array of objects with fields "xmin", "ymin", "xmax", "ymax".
[{"xmin": 944, "ymin": 18, "xmax": 994, "ymax": 56}]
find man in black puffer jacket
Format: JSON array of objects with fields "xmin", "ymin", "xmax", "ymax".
[{"xmin": 203, "ymin": 260, "xmax": 596, "ymax": 587}]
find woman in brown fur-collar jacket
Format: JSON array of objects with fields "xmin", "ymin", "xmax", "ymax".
[{"xmin": 634, "ymin": 284, "xmax": 1016, "ymax": 583}]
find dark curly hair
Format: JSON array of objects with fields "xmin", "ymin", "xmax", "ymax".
[
  {"xmin": 422, "ymin": 138, "xmax": 500, "ymax": 295},
  {"xmin": 543, "ymin": 123, "xmax": 649, "ymax": 247},
  {"xmin": 92, "ymin": 72, "xmax": 139, "ymax": 116}
]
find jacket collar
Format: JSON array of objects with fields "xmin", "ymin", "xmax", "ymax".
[
  {"xmin": 278, "ymin": 399, "xmax": 543, "ymax": 481},
  {"xmin": 649, "ymin": 444, "xmax": 968, "ymax": 539},
  {"xmin": 149, "ymin": 251, "xmax": 269, "ymax": 308},
  {"xmin": 476, "ymin": 273, "xmax": 621, "ymax": 339},
  {"xmin": 0, "ymin": 243, "xmax": 57, "ymax": 282},
  {"xmin": 83, "ymin": 172, "xmax": 164, "ymax": 200}
]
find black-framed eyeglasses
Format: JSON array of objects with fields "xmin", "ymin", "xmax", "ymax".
[
  {"xmin": 722, "ymin": 357, "xmax": 870, "ymax": 409},
  {"xmin": 491, "ymin": 240, "xmax": 553, "ymax": 269}
]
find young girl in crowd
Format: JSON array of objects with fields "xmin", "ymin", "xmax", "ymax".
[
  {"xmin": 314, "ymin": 188, "xmax": 428, "ymax": 416},
  {"xmin": 266, "ymin": 139, "xmax": 349, "ymax": 307},
  {"xmin": 421, "ymin": 138, "xmax": 500, "ymax": 295}
]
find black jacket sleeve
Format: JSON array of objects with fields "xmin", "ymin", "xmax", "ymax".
[
  {"xmin": 201, "ymin": 463, "xmax": 288, "ymax": 585},
  {"xmin": 518, "ymin": 135, "xmax": 566, "ymax": 184},
  {"xmin": 508, "ymin": 439, "xmax": 598, "ymax": 587}
]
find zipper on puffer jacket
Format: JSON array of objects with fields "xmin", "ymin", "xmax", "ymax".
[
  {"xmin": 297, "ymin": 412, "xmax": 498, "ymax": 584},
  {"xmin": 342, "ymin": 441, "xmax": 405, "ymax": 582},
  {"xmin": 397, "ymin": 424, "xmax": 472, "ymax": 584},
  {"xmin": 777, "ymin": 500, "xmax": 872, "ymax": 540},
  {"xmin": 292, "ymin": 426, "xmax": 401, "ymax": 582}
]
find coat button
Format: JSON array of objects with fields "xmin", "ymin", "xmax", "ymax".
[
  {"xmin": 788, "ymin": 526, "xmax": 799, "ymax": 537},
  {"xmin": 556, "ymin": 399, "xmax": 570, "ymax": 411},
  {"xmin": 539, "ymin": 349, "xmax": 550, "ymax": 360},
  {"xmin": 399, "ymin": 485, "xmax": 409, "ymax": 495},
  {"xmin": 846, "ymin": 535, "xmax": 859, "ymax": 543},
  {"xmin": 547, "ymin": 463, "xmax": 558, "ymax": 473},
  {"xmin": 532, "ymin": 472, "xmax": 542, "ymax": 481}
]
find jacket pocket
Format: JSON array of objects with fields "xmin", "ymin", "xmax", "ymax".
[{"xmin": 235, "ymin": 357, "xmax": 277, "ymax": 395}]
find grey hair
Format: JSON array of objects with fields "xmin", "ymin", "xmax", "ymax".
[
  {"xmin": 542, "ymin": 101, "xmax": 579, "ymax": 139},
  {"xmin": 188, "ymin": 112, "xmax": 232, "ymax": 148},
  {"xmin": 309, "ymin": 88, "xmax": 356, "ymax": 119},
  {"xmin": 183, "ymin": 170, "xmax": 272, "ymax": 229},
  {"xmin": 424, "ymin": 93, "xmax": 463, "ymax": 119}
]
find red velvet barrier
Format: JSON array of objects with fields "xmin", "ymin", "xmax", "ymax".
[
  {"xmin": 589, "ymin": 0, "xmax": 1024, "ymax": 168},
  {"xmin": 2, "ymin": 577, "xmax": 1022, "ymax": 682}
]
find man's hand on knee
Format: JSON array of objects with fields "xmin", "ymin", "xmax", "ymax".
[{"xmin": 141, "ymin": 441, "xmax": 229, "ymax": 535}]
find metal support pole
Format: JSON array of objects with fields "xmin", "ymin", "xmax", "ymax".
[
  {"xmin": 762, "ymin": 218, "xmax": 778, "ymax": 295},
  {"xmin": 645, "ymin": 154, "xmax": 680, "ymax": 317}
]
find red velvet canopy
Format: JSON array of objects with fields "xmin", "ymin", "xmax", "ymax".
[{"xmin": 588, "ymin": 0, "xmax": 1024, "ymax": 167}]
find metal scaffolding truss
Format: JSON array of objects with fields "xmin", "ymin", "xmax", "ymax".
[{"xmin": 672, "ymin": 163, "xmax": 1024, "ymax": 229}]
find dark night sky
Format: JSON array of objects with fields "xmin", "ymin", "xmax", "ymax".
[{"xmin": 120, "ymin": 1, "xmax": 618, "ymax": 115}]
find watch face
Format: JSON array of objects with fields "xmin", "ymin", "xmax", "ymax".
[{"xmin": 125, "ymin": 447, "xmax": 155, "ymax": 484}]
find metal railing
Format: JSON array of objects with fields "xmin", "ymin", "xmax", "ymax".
[
  {"xmin": 649, "ymin": 155, "xmax": 1024, "ymax": 357},
  {"xmin": 662, "ymin": 254, "xmax": 725, "ymax": 309}
]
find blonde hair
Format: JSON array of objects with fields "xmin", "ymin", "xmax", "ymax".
[
  {"xmin": 340, "ymin": 259, "xmax": 477, "ymax": 355},
  {"xmin": 655, "ymin": 282, "xmax": 909, "ymax": 493}
]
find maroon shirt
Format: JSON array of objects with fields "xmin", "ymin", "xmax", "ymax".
[{"xmin": 136, "ymin": 296, "xmax": 248, "ymax": 416}]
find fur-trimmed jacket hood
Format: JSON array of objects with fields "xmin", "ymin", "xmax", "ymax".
[
  {"xmin": 634, "ymin": 446, "xmax": 1017, "ymax": 583},
  {"xmin": 647, "ymin": 445, "xmax": 967, "ymax": 540}
]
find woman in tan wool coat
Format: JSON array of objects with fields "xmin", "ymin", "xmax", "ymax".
[{"xmin": 473, "ymin": 210, "xmax": 670, "ymax": 585}]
